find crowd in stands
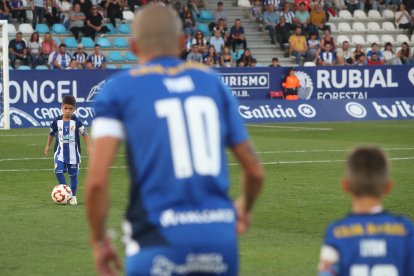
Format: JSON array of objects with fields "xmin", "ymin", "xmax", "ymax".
[{"xmin": 3, "ymin": 0, "xmax": 414, "ymax": 68}]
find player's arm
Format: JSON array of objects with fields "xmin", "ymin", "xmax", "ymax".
[
  {"xmin": 79, "ymin": 126, "xmax": 92, "ymax": 155},
  {"xmin": 318, "ymin": 244, "xmax": 340, "ymax": 276},
  {"xmin": 231, "ymin": 140, "xmax": 264, "ymax": 235},
  {"xmin": 44, "ymin": 134, "xmax": 54, "ymax": 156}
]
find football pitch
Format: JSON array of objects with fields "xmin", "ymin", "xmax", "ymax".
[{"xmin": 1, "ymin": 121, "xmax": 414, "ymax": 275}]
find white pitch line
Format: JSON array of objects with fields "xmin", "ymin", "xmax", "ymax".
[
  {"xmin": 1, "ymin": 157, "xmax": 414, "ymax": 172},
  {"xmin": 246, "ymin": 124, "xmax": 334, "ymax": 131},
  {"xmin": 0, "ymin": 134, "xmax": 46, "ymax": 137}
]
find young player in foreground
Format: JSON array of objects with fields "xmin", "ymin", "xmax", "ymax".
[
  {"xmin": 85, "ymin": 3, "xmax": 264, "ymax": 276},
  {"xmin": 44, "ymin": 95, "xmax": 92, "ymax": 205},
  {"xmin": 318, "ymin": 147, "xmax": 414, "ymax": 275}
]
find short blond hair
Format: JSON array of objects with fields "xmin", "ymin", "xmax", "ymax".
[
  {"xmin": 132, "ymin": 3, "xmax": 181, "ymax": 57},
  {"xmin": 346, "ymin": 146, "xmax": 389, "ymax": 197}
]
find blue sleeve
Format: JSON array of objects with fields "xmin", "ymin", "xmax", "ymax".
[
  {"xmin": 403, "ymin": 218, "xmax": 414, "ymax": 275},
  {"xmin": 49, "ymin": 120, "xmax": 57, "ymax": 136},
  {"xmin": 93, "ymin": 75, "xmax": 124, "ymax": 121},
  {"xmin": 218, "ymin": 77, "xmax": 249, "ymax": 147},
  {"xmin": 102, "ymin": 55, "xmax": 107, "ymax": 63}
]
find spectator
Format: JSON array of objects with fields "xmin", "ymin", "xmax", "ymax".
[
  {"xmin": 306, "ymin": 32, "xmax": 320, "ymax": 61},
  {"xmin": 295, "ymin": 2, "xmax": 310, "ymax": 35},
  {"xmin": 85, "ymin": 59, "xmax": 94, "ymax": 69},
  {"xmin": 353, "ymin": 44, "xmax": 365, "ymax": 62},
  {"xmin": 320, "ymin": 29, "xmax": 336, "ymax": 52},
  {"xmin": 194, "ymin": 0, "xmax": 205, "ymax": 10},
  {"xmin": 41, "ymin": 32, "xmax": 58, "ymax": 62},
  {"xmin": 186, "ymin": 44, "xmax": 203, "ymax": 63},
  {"xmin": 345, "ymin": 0, "xmax": 362, "ymax": 14},
  {"xmin": 282, "ymin": 69, "xmax": 300, "ymax": 100},
  {"xmin": 309, "ymin": 3, "xmax": 329, "ymax": 35},
  {"xmin": 295, "ymin": 0, "xmax": 310, "ymax": 10},
  {"xmin": 105, "ymin": 0, "xmax": 124, "ymax": 27},
  {"xmin": 269, "ymin": 57, "xmax": 281, "ymax": 67},
  {"xmin": 237, "ymin": 48, "xmax": 255, "ymax": 67},
  {"xmin": 49, "ymin": 43, "xmax": 72, "ymax": 69},
  {"xmin": 250, "ymin": 58, "xmax": 258, "ymax": 67},
  {"xmin": 336, "ymin": 40, "xmax": 354, "ymax": 65},
  {"xmin": 72, "ymin": 43, "xmax": 88, "ymax": 67},
  {"xmin": 192, "ymin": 31, "xmax": 207, "ymax": 55},
  {"xmin": 127, "ymin": 0, "xmax": 140, "ymax": 12},
  {"xmin": 280, "ymin": 3, "xmax": 297, "ymax": 29},
  {"xmin": 366, "ymin": 43, "xmax": 384, "ymax": 62},
  {"xmin": 204, "ymin": 45, "xmax": 219, "ymax": 67},
  {"xmin": 317, "ymin": 42, "xmax": 336, "ymax": 66},
  {"xmin": 69, "ymin": 3, "xmax": 86, "ymax": 42},
  {"xmin": 220, "ymin": 46, "xmax": 234, "ymax": 67},
  {"xmin": 186, "ymin": 0, "xmax": 200, "ymax": 16},
  {"xmin": 214, "ymin": 1, "xmax": 227, "ymax": 22},
  {"xmin": 44, "ymin": 0, "xmax": 61, "ymax": 28},
  {"xmin": 27, "ymin": 32, "xmax": 43, "ymax": 68},
  {"xmin": 181, "ymin": 5, "xmax": 195, "ymax": 37},
  {"xmin": 66, "ymin": 59, "xmax": 79, "ymax": 69},
  {"xmin": 228, "ymin": 19, "xmax": 247, "ymax": 52},
  {"xmin": 265, "ymin": 0, "xmax": 283, "ymax": 11},
  {"xmin": 355, "ymin": 54, "xmax": 367, "ymax": 65},
  {"xmin": 209, "ymin": 29, "xmax": 225, "ymax": 55},
  {"xmin": 263, "ymin": 4, "xmax": 280, "ymax": 44},
  {"xmin": 249, "ymin": 0, "xmax": 263, "ymax": 31},
  {"xmin": 395, "ymin": 4, "xmax": 413, "ymax": 35},
  {"xmin": 180, "ymin": 34, "xmax": 193, "ymax": 60},
  {"xmin": 0, "ymin": 0, "xmax": 10, "ymax": 20},
  {"xmin": 213, "ymin": 18, "xmax": 228, "ymax": 43},
  {"xmin": 73, "ymin": 0, "xmax": 92, "ymax": 17},
  {"xmin": 84, "ymin": 5, "xmax": 109, "ymax": 40},
  {"xmin": 57, "ymin": 0, "xmax": 71, "ymax": 28},
  {"xmin": 31, "ymin": 0, "xmax": 45, "ymax": 27},
  {"xmin": 87, "ymin": 44, "xmax": 107, "ymax": 68},
  {"xmin": 237, "ymin": 60, "xmax": 245, "ymax": 67},
  {"xmin": 367, "ymin": 52, "xmax": 383, "ymax": 65},
  {"xmin": 289, "ymin": 26, "xmax": 307, "ymax": 65},
  {"xmin": 397, "ymin": 42, "xmax": 414, "ymax": 64},
  {"xmin": 10, "ymin": 0, "xmax": 27, "ymax": 23},
  {"xmin": 382, "ymin": 42, "xmax": 398, "ymax": 65},
  {"xmin": 275, "ymin": 16, "xmax": 291, "ymax": 52},
  {"xmin": 9, "ymin": 32, "xmax": 29, "ymax": 69}
]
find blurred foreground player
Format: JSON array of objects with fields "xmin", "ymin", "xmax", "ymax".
[
  {"xmin": 85, "ymin": 3, "xmax": 264, "ymax": 276},
  {"xmin": 318, "ymin": 147, "xmax": 414, "ymax": 276}
]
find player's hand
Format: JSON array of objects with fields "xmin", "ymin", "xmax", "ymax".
[
  {"xmin": 234, "ymin": 197, "xmax": 251, "ymax": 235},
  {"xmin": 44, "ymin": 146, "xmax": 50, "ymax": 156},
  {"xmin": 86, "ymin": 146, "xmax": 92, "ymax": 156},
  {"xmin": 92, "ymin": 238, "xmax": 122, "ymax": 276}
]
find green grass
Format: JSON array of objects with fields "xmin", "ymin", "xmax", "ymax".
[{"xmin": 1, "ymin": 121, "xmax": 414, "ymax": 275}]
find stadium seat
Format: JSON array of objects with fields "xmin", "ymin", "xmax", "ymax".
[
  {"xmin": 26, "ymin": 10, "xmax": 33, "ymax": 20},
  {"xmin": 105, "ymin": 23, "xmax": 117, "ymax": 34},
  {"xmin": 353, "ymin": 10, "xmax": 367, "ymax": 19},
  {"xmin": 108, "ymin": 51, "xmax": 124, "ymax": 62},
  {"xmin": 351, "ymin": 35, "xmax": 365, "ymax": 45},
  {"xmin": 255, "ymin": 63, "xmax": 265, "ymax": 67},
  {"xmin": 366, "ymin": 34, "xmax": 380, "ymax": 44},
  {"xmin": 337, "ymin": 35, "xmax": 350, "ymax": 45},
  {"xmin": 64, "ymin": 37, "xmax": 78, "ymax": 48},
  {"xmin": 380, "ymin": 34, "xmax": 395, "ymax": 44},
  {"xmin": 338, "ymin": 10, "xmax": 352, "ymax": 19},
  {"xmin": 368, "ymin": 10, "xmax": 381, "ymax": 19},
  {"xmin": 396, "ymin": 34, "xmax": 410, "ymax": 44},
  {"xmin": 196, "ymin": 23, "xmax": 209, "ymax": 36},
  {"xmin": 382, "ymin": 9, "xmax": 395, "ymax": 19},
  {"xmin": 367, "ymin": 22, "xmax": 380, "ymax": 31},
  {"xmin": 18, "ymin": 23, "xmax": 34, "ymax": 34},
  {"xmin": 411, "ymin": 34, "xmax": 414, "ymax": 42},
  {"xmin": 81, "ymin": 37, "xmax": 94, "ymax": 48},
  {"xmin": 18, "ymin": 65, "xmax": 31, "ymax": 70},
  {"xmin": 304, "ymin": 61, "xmax": 316, "ymax": 67},
  {"xmin": 200, "ymin": 10, "xmax": 214, "ymax": 22},
  {"xmin": 53, "ymin": 37, "xmax": 61, "ymax": 46},
  {"xmin": 352, "ymin": 22, "xmax": 366, "ymax": 32},
  {"xmin": 52, "ymin": 23, "xmax": 67, "ymax": 34},
  {"xmin": 326, "ymin": 22, "xmax": 336, "ymax": 31},
  {"xmin": 121, "ymin": 64, "xmax": 133, "ymax": 69},
  {"xmin": 36, "ymin": 65, "xmax": 49, "ymax": 70},
  {"xmin": 118, "ymin": 23, "xmax": 131, "ymax": 34},
  {"xmin": 114, "ymin": 37, "xmax": 128, "ymax": 48},
  {"xmin": 123, "ymin": 11, "xmax": 134, "ymax": 21},
  {"xmin": 382, "ymin": 22, "xmax": 396, "ymax": 31},
  {"xmin": 96, "ymin": 37, "xmax": 112, "ymax": 48},
  {"xmin": 35, "ymin": 23, "xmax": 49, "ymax": 34},
  {"xmin": 125, "ymin": 51, "xmax": 137, "ymax": 62},
  {"xmin": 7, "ymin": 24, "xmax": 16, "ymax": 35},
  {"xmin": 338, "ymin": 22, "xmax": 351, "ymax": 32},
  {"xmin": 106, "ymin": 64, "xmax": 117, "ymax": 69}
]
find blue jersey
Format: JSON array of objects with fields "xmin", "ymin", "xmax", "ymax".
[
  {"xmin": 93, "ymin": 58, "xmax": 248, "ymax": 253},
  {"xmin": 320, "ymin": 211, "xmax": 414, "ymax": 276},
  {"xmin": 50, "ymin": 115, "xmax": 86, "ymax": 165}
]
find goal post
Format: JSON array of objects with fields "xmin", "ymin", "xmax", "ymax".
[{"xmin": 0, "ymin": 20, "xmax": 10, "ymax": 130}]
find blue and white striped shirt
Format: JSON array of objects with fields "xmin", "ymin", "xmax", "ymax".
[{"xmin": 88, "ymin": 53, "xmax": 106, "ymax": 68}]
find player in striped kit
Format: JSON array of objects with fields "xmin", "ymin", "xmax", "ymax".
[{"xmin": 44, "ymin": 95, "xmax": 92, "ymax": 205}]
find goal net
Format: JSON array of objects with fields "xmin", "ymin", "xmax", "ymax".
[{"xmin": 0, "ymin": 20, "xmax": 10, "ymax": 130}]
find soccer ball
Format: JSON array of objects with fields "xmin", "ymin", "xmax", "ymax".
[{"xmin": 51, "ymin": 185, "xmax": 73, "ymax": 205}]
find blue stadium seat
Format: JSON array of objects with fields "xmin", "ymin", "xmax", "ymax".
[
  {"xmin": 200, "ymin": 10, "xmax": 214, "ymax": 22},
  {"xmin": 105, "ymin": 23, "xmax": 117, "ymax": 34},
  {"xmin": 236, "ymin": 49, "xmax": 244, "ymax": 59},
  {"xmin": 106, "ymin": 64, "xmax": 118, "ymax": 69},
  {"xmin": 96, "ymin": 37, "xmax": 112, "ymax": 48},
  {"xmin": 109, "ymin": 51, "xmax": 124, "ymax": 62},
  {"xmin": 192, "ymin": 10, "xmax": 200, "ymax": 22},
  {"xmin": 36, "ymin": 65, "xmax": 49, "ymax": 70},
  {"xmin": 114, "ymin": 37, "xmax": 128, "ymax": 48},
  {"xmin": 196, "ymin": 23, "xmax": 209, "ymax": 36},
  {"xmin": 81, "ymin": 37, "xmax": 95, "ymax": 48},
  {"xmin": 64, "ymin": 37, "xmax": 78, "ymax": 48},
  {"xmin": 52, "ymin": 23, "xmax": 67, "ymax": 34},
  {"xmin": 121, "ymin": 64, "xmax": 133, "ymax": 69},
  {"xmin": 53, "ymin": 37, "xmax": 61, "ymax": 46},
  {"xmin": 35, "ymin": 23, "xmax": 49, "ymax": 34},
  {"xmin": 118, "ymin": 23, "xmax": 131, "ymax": 34},
  {"xmin": 125, "ymin": 51, "xmax": 137, "ymax": 62},
  {"xmin": 18, "ymin": 65, "xmax": 31, "ymax": 70}
]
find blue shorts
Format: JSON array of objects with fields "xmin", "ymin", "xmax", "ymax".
[
  {"xmin": 54, "ymin": 159, "xmax": 79, "ymax": 176},
  {"xmin": 126, "ymin": 244, "xmax": 238, "ymax": 276}
]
